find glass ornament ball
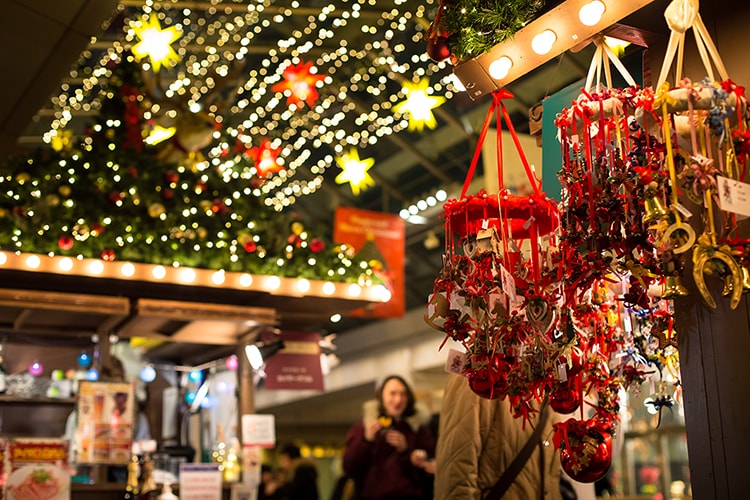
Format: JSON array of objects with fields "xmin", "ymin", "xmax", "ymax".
[
  {"xmin": 140, "ymin": 365, "xmax": 157, "ymax": 383},
  {"xmin": 28, "ymin": 361, "xmax": 44, "ymax": 377},
  {"xmin": 77, "ymin": 351, "xmax": 93, "ymax": 368}
]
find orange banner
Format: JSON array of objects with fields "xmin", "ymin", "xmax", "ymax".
[{"xmin": 334, "ymin": 207, "xmax": 405, "ymax": 318}]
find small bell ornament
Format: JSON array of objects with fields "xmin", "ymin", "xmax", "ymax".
[{"xmin": 662, "ymin": 275, "xmax": 689, "ymax": 298}]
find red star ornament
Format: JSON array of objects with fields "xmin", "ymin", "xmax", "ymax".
[
  {"xmin": 248, "ymin": 138, "xmax": 284, "ymax": 177},
  {"xmin": 271, "ymin": 60, "xmax": 326, "ymax": 108}
]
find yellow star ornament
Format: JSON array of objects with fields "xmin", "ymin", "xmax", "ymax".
[
  {"xmin": 131, "ymin": 15, "xmax": 182, "ymax": 72},
  {"xmin": 392, "ymin": 78, "xmax": 446, "ymax": 132},
  {"xmin": 335, "ymin": 149, "xmax": 375, "ymax": 196}
]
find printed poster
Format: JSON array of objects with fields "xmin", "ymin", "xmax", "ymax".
[
  {"xmin": 75, "ymin": 381, "xmax": 135, "ymax": 464},
  {"xmin": 6, "ymin": 439, "xmax": 70, "ymax": 500},
  {"xmin": 333, "ymin": 207, "xmax": 405, "ymax": 318}
]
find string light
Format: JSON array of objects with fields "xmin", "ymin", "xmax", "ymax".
[{"xmin": 38, "ymin": 0, "xmax": 451, "ymax": 210}]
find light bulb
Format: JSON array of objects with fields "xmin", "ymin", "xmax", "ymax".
[
  {"xmin": 531, "ymin": 30, "xmax": 557, "ymax": 55},
  {"xmin": 488, "ymin": 56, "xmax": 513, "ymax": 80},
  {"xmin": 579, "ymin": 0, "xmax": 606, "ymax": 26}
]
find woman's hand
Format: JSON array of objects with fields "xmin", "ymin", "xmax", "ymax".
[
  {"xmin": 384, "ymin": 429, "xmax": 408, "ymax": 453},
  {"xmin": 411, "ymin": 449, "xmax": 436, "ymax": 474},
  {"xmin": 364, "ymin": 419, "xmax": 381, "ymax": 442}
]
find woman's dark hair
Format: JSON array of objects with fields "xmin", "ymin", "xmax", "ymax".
[{"xmin": 376, "ymin": 375, "xmax": 416, "ymax": 418}]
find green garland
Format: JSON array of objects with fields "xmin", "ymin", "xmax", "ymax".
[
  {"xmin": 432, "ymin": 0, "xmax": 544, "ymax": 61},
  {"xmin": 0, "ymin": 56, "xmax": 379, "ymax": 285}
]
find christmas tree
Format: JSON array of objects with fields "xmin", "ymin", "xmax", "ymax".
[{"xmin": 0, "ymin": 53, "xmax": 378, "ymax": 286}]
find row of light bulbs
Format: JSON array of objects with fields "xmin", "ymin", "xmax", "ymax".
[
  {"xmin": 0, "ymin": 250, "xmax": 392, "ymax": 302},
  {"xmin": 487, "ymin": 0, "xmax": 608, "ymax": 80}
]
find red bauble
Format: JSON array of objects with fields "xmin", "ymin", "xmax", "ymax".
[
  {"xmin": 549, "ymin": 383, "xmax": 579, "ymax": 414},
  {"xmin": 427, "ymin": 36, "xmax": 451, "ymax": 63},
  {"xmin": 162, "ymin": 189, "xmax": 174, "ymax": 201},
  {"xmin": 466, "ymin": 353, "xmax": 512, "ymax": 400},
  {"xmin": 560, "ymin": 429, "xmax": 613, "ymax": 483},
  {"xmin": 164, "ymin": 170, "xmax": 179, "ymax": 185},
  {"xmin": 310, "ymin": 238, "xmax": 325, "ymax": 253},
  {"xmin": 101, "ymin": 249, "xmax": 116, "ymax": 261},
  {"xmin": 58, "ymin": 235, "xmax": 74, "ymax": 251}
]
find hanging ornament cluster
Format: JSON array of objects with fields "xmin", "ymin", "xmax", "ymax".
[
  {"xmin": 425, "ymin": 90, "xmax": 563, "ymax": 423},
  {"xmin": 424, "ymin": 0, "xmax": 544, "ymax": 63},
  {"xmin": 424, "ymin": 0, "xmax": 750, "ymax": 478}
]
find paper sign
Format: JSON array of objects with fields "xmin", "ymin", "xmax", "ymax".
[
  {"xmin": 179, "ymin": 463, "xmax": 222, "ymax": 500},
  {"xmin": 7, "ymin": 439, "xmax": 70, "ymax": 500},
  {"xmin": 242, "ymin": 414, "xmax": 276, "ymax": 448},
  {"xmin": 499, "ymin": 263, "xmax": 517, "ymax": 305},
  {"xmin": 444, "ymin": 348, "xmax": 467, "ymax": 375},
  {"xmin": 718, "ymin": 175, "xmax": 750, "ymax": 217}
]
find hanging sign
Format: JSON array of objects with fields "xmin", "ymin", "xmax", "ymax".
[
  {"xmin": 333, "ymin": 207, "xmax": 405, "ymax": 318},
  {"xmin": 264, "ymin": 331, "xmax": 324, "ymax": 391}
]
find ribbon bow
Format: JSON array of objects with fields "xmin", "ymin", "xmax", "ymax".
[{"xmin": 653, "ymin": 81, "xmax": 678, "ymax": 111}]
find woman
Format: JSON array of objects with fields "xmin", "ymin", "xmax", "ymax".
[{"xmin": 343, "ymin": 375, "xmax": 435, "ymax": 500}]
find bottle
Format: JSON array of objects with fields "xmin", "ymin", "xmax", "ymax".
[
  {"xmin": 124, "ymin": 455, "xmax": 140, "ymax": 500},
  {"xmin": 139, "ymin": 453, "xmax": 158, "ymax": 499},
  {"xmin": 211, "ymin": 423, "xmax": 227, "ymax": 473}
]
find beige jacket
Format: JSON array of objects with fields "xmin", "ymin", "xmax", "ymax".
[{"xmin": 435, "ymin": 374, "xmax": 562, "ymax": 500}]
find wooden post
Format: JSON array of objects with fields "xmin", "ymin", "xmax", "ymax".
[
  {"xmin": 237, "ymin": 343, "xmax": 254, "ymax": 441},
  {"xmin": 675, "ymin": 278, "xmax": 750, "ymax": 498}
]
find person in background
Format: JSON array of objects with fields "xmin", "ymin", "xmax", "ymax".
[
  {"xmin": 258, "ymin": 463, "xmax": 282, "ymax": 500},
  {"xmin": 343, "ymin": 374, "xmax": 435, "ymax": 500},
  {"xmin": 275, "ymin": 443, "xmax": 319, "ymax": 500},
  {"xmin": 434, "ymin": 373, "xmax": 562, "ymax": 500}
]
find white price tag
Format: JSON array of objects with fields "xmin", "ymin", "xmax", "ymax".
[{"xmin": 717, "ymin": 175, "xmax": 750, "ymax": 217}]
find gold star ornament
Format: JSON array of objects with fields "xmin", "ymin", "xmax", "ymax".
[
  {"xmin": 335, "ymin": 148, "xmax": 375, "ymax": 195},
  {"xmin": 392, "ymin": 78, "xmax": 446, "ymax": 132},
  {"xmin": 131, "ymin": 15, "xmax": 182, "ymax": 72}
]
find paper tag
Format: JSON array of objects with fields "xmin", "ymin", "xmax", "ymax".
[
  {"xmin": 556, "ymin": 363, "xmax": 568, "ymax": 383},
  {"xmin": 445, "ymin": 348, "xmax": 468, "ymax": 375},
  {"xmin": 499, "ymin": 263, "xmax": 517, "ymax": 305},
  {"xmin": 523, "ymin": 216, "xmax": 535, "ymax": 230},
  {"xmin": 674, "ymin": 202, "xmax": 693, "ymax": 219},
  {"xmin": 623, "ymin": 312, "xmax": 632, "ymax": 333},
  {"xmin": 717, "ymin": 175, "xmax": 750, "ymax": 217},
  {"xmin": 481, "ymin": 219, "xmax": 490, "ymax": 230}
]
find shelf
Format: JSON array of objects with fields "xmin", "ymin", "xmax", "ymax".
[{"xmin": 0, "ymin": 394, "xmax": 76, "ymax": 404}]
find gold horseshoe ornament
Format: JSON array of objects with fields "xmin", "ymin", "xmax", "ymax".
[
  {"xmin": 660, "ymin": 222, "xmax": 696, "ymax": 254},
  {"xmin": 692, "ymin": 244, "xmax": 742, "ymax": 309}
]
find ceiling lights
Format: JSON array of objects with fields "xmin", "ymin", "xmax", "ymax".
[{"xmin": 453, "ymin": 0, "xmax": 656, "ymax": 100}]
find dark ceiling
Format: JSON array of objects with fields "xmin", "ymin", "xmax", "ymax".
[{"xmin": 0, "ymin": 0, "xmax": 677, "ymax": 347}]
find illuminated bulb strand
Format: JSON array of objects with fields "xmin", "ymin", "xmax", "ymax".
[
  {"xmin": 221, "ymin": 5, "xmax": 449, "ymax": 208},
  {"xmin": 0, "ymin": 250, "xmax": 390, "ymax": 302},
  {"xmin": 41, "ymin": 0, "xmax": 448, "ymax": 210}
]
